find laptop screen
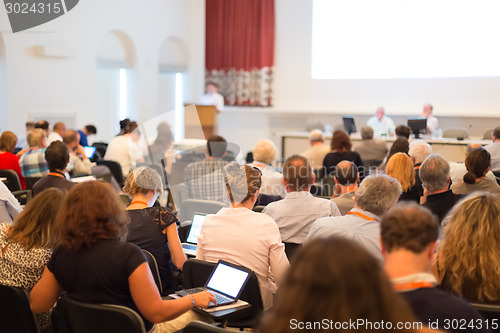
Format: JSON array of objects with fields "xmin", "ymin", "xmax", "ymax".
[
  {"xmin": 83, "ymin": 146, "xmax": 96, "ymax": 158},
  {"xmin": 186, "ymin": 213, "xmax": 206, "ymax": 244},
  {"xmin": 206, "ymin": 262, "xmax": 250, "ymax": 298}
]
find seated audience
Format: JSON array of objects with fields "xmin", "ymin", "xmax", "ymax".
[
  {"xmin": 378, "ymin": 137, "xmax": 410, "ymax": 171},
  {"xmin": 260, "ymin": 237, "xmax": 423, "ymax": 333},
  {"xmin": 331, "ymin": 160, "xmax": 359, "ymax": 215},
  {"xmin": 300, "ymin": 129, "xmax": 331, "ymax": 170},
  {"xmin": 434, "ymin": 192, "xmax": 500, "ymax": 303},
  {"xmin": 485, "ymin": 126, "xmax": 500, "ymax": 172},
  {"xmin": 118, "ymin": 118, "xmax": 131, "ymax": 136},
  {"xmin": 124, "ymin": 167, "xmax": 186, "ymax": 294},
  {"xmin": 30, "ymin": 181, "xmax": 215, "ymax": 333},
  {"xmin": 262, "ymin": 155, "xmax": 340, "ymax": 245},
  {"xmin": 322, "ymin": 130, "xmax": 363, "ymax": 178},
  {"xmin": 386, "ymin": 153, "xmax": 421, "ymax": 203},
  {"xmin": 34, "ymin": 120, "xmax": 50, "ymax": 138},
  {"xmin": 77, "ymin": 124, "xmax": 97, "ymax": 147},
  {"xmin": 395, "ymin": 124, "xmax": 411, "ymax": 139},
  {"xmin": 148, "ymin": 122, "xmax": 174, "ymax": 173},
  {"xmin": 307, "ymin": 174, "xmax": 401, "ymax": 262},
  {"xmin": 366, "ymin": 107, "xmax": 396, "ymax": 137},
  {"xmin": 353, "ymin": 126, "xmax": 388, "ymax": 167},
  {"xmin": 104, "ymin": 121, "xmax": 143, "ymax": 176},
  {"xmin": 16, "ymin": 121, "xmax": 35, "ymax": 150},
  {"xmin": 409, "ymin": 140, "xmax": 432, "ymax": 198},
  {"xmin": 450, "ymin": 143, "xmax": 496, "ymax": 184},
  {"xmin": 381, "ymin": 203, "xmax": 487, "ymax": 333},
  {"xmin": 451, "ymin": 148, "xmax": 500, "ymax": 195},
  {"xmin": 47, "ymin": 122, "xmax": 66, "ymax": 145},
  {"xmin": 0, "ymin": 131, "xmax": 26, "ymax": 189},
  {"xmin": 184, "ymin": 135, "xmax": 228, "ymax": 202},
  {"xmin": 196, "ymin": 164, "xmax": 289, "ymax": 309},
  {"xmin": 64, "ymin": 130, "xmax": 93, "ymax": 176},
  {"xmin": 0, "ymin": 188, "xmax": 64, "ymax": 332},
  {"xmin": 19, "ymin": 128, "xmax": 49, "ymax": 178},
  {"xmin": 0, "ymin": 181, "xmax": 22, "ymax": 224},
  {"xmin": 32, "ymin": 141, "xmax": 74, "ymax": 196},
  {"xmin": 420, "ymin": 154, "xmax": 464, "ymax": 223},
  {"xmin": 250, "ymin": 139, "xmax": 287, "ymax": 198}
]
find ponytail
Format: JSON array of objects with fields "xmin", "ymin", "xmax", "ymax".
[{"xmin": 463, "ymin": 171, "xmax": 477, "ymax": 184}]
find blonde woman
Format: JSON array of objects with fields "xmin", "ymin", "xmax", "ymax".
[
  {"xmin": 433, "ymin": 192, "xmax": 500, "ymax": 302},
  {"xmin": 385, "ymin": 153, "xmax": 420, "ymax": 203}
]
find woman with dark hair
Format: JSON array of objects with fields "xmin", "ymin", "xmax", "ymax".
[
  {"xmin": 30, "ymin": 181, "xmax": 214, "ymax": 333},
  {"xmin": 322, "ymin": 130, "xmax": 363, "ymax": 178},
  {"xmin": 105, "ymin": 121, "xmax": 144, "ymax": 176},
  {"xmin": 451, "ymin": 148, "xmax": 500, "ymax": 195},
  {"xmin": 260, "ymin": 236, "xmax": 429, "ymax": 333},
  {"xmin": 0, "ymin": 131, "xmax": 27, "ymax": 189},
  {"xmin": 149, "ymin": 122, "xmax": 175, "ymax": 174},
  {"xmin": 378, "ymin": 137, "xmax": 410, "ymax": 172}
]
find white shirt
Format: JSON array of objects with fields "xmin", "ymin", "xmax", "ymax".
[
  {"xmin": 0, "ymin": 181, "xmax": 22, "ymax": 224},
  {"xmin": 366, "ymin": 115, "xmax": 396, "ymax": 137},
  {"xmin": 104, "ymin": 135, "xmax": 141, "ymax": 176},
  {"xmin": 426, "ymin": 115, "xmax": 439, "ymax": 135},
  {"xmin": 47, "ymin": 132, "xmax": 63, "ymax": 145},
  {"xmin": 250, "ymin": 162, "xmax": 287, "ymax": 198},
  {"xmin": 196, "ymin": 207, "xmax": 289, "ymax": 310},
  {"xmin": 485, "ymin": 141, "xmax": 500, "ymax": 172},
  {"xmin": 200, "ymin": 92, "xmax": 224, "ymax": 112},
  {"xmin": 300, "ymin": 144, "xmax": 331, "ymax": 170},
  {"xmin": 263, "ymin": 191, "xmax": 340, "ymax": 244}
]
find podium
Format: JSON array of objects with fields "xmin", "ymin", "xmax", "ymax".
[{"xmin": 184, "ymin": 105, "xmax": 218, "ymax": 139}]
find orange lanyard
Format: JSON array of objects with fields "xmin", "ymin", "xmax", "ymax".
[
  {"xmin": 415, "ymin": 165, "xmax": 421, "ymax": 170},
  {"xmin": 348, "ymin": 211, "xmax": 377, "ymax": 222},
  {"xmin": 130, "ymin": 200, "xmax": 149, "ymax": 206},
  {"xmin": 48, "ymin": 172, "xmax": 65, "ymax": 178},
  {"xmin": 393, "ymin": 281, "xmax": 434, "ymax": 291}
]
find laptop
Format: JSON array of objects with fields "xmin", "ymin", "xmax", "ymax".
[
  {"xmin": 83, "ymin": 146, "xmax": 97, "ymax": 159},
  {"xmin": 181, "ymin": 213, "xmax": 206, "ymax": 256},
  {"xmin": 176, "ymin": 260, "xmax": 251, "ymax": 307}
]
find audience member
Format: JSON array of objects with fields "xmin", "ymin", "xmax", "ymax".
[
  {"xmin": 353, "ymin": 126, "xmax": 388, "ymax": 166},
  {"xmin": 34, "ymin": 120, "xmax": 50, "ymax": 138},
  {"xmin": 386, "ymin": 153, "xmax": 421, "ymax": 203},
  {"xmin": 200, "ymin": 81, "xmax": 224, "ymax": 112},
  {"xmin": 395, "ymin": 124, "xmax": 411, "ymax": 139},
  {"xmin": 260, "ymin": 237, "xmax": 421, "ymax": 333},
  {"xmin": 366, "ymin": 107, "xmax": 396, "ymax": 137},
  {"xmin": 250, "ymin": 139, "xmax": 287, "ymax": 198},
  {"xmin": 0, "ymin": 131, "xmax": 26, "ymax": 189},
  {"xmin": 77, "ymin": 124, "xmax": 97, "ymax": 147},
  {"xmin": 381, "ymin": 203, "xmax": 488, "ymax": 333},
  {"xmin": 409, "ymin": 140, "xmax": 432, "ymax": 198},
  {"xmin": 484, "ymin": 126, "xmax": 500, "ymax": 172},
  {"xmin": 307, "ymin": 174, "xmax": 401, "ymax": 262},
  {"xmin": 148, "ymin": 121, "xmax": 174, "ymax": 174},
  {"xmin": 451, "ymin": 148, "xmax": 500, "ymax": 195},
  {"xmin": 32, "ymin": 141, "xmax": 74, "ymax": 196},
  {"xmin": 124, "ymin": 167, "xmax": 186, "ymax": 295},
  {"xmin": 63, "ymin": 130, "xmax": 93, "ymax": 176},
  {"xmin": 450, "ymin": 143, "xmax": 497, "ymax": 184},
  {"xmin": 19, "ymin": 128, "xmax": 49, "ymax": 178},
  {"xmin": 322, "ymin": 130, "xmax": 363, "ymax": 178},
  {"xmin": 184, "ymin": 135, "xmax": 228, "ymax": 202},
  {"xmin": 0, "ymin": 181, "xmax": 22, "ymax": 224},
  {"xmin": 118, "ymin": 118, "xmax": 131, "ymax": 136},
  {"xmin": 30, "ymin": 181, "xmax": 215, "ymax": 333},
  {"xmin": 378, "ymin": 137, "xmax": 410, "ymax": 171},
  {"xmin": 419, "ymin": 154, "xmax": 464, "ymax": 223},
  {"xmin": 104, "ymin": 121, "xmax": 143, "ymax": 176},
  {"xmin": 16, "ymin": 121, "xmax": 35, "ymax": 150},
  {"xmin": 0, "ymin": 188, "xmax": 64, "ymax": 332},
  {"xmin": 300, "ymin": 129, "xmax": 330, "ymax": 170},
  {"xmin": 196, "ymin": 164, "xmax": 289, "ymax": 309},
  {"xmin": 331, "ymin": 160, "xmax": 359, "ymax": 215},
  {"xmin": 434, "ymin": 192, "xmax": 500, "ymax": 303},
  {"xmin": 422, "ymin": 104, "xmax": 439, "ymax": 135},
  {"xmin": 47, "ymin": 122, "xmax": 66, "ymax": 145},
  {"xmin": 263, "ymin": 155, "xmax": 340, "ymax": 245}
]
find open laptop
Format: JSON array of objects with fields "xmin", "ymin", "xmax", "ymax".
[
  {"xmin": 83, "ymin": 146, "xmax": 97, "ymax": 159},
  {"xmin": 176, "ymin": 260, "xmax": 251, "ymax": 307},
  {"xmin": 181, "ymin": 213, "xmax": 206, "ymax": 256}
]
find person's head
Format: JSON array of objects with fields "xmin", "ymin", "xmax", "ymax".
[
  {"xmin": 53, "ymin": 122, "xmax": 67, "ymax": 136},
  {"xmin": 355, "ymin": 174, "xmax": 401, "ymax": 216},
  {"xmin": 422, "ymin": 103, "xmax": 433, "ymax": 117},
  {"xmin": 124, "ymin": 121, "xmax": 138, "ymax": 134},
  {"xmin": 63, "ymin": 130, "xmax": 79, "ymax": 149},
  {"xmin": 34, "ymin": 120, "xmax": 50, "ymax": 136},
  {"xmin": 207, "ymin": 135, "xmax": 227, "ymax": 158},
  {"xmin": 206, "ymin": 81, "xmax": 218, "ymax": 94},
  {"xmin": 408, "ymin": 139, "xmax": 432, "ymax": 165},
  {"xmin": 58, "ymin": 181, "xmax": 130, "ymax": 251},
  {"xmin": 492, "ymin": 127, "xmax": 500, "ymax": 142},
  {"xmin": 385, "ymin": 153, "xmax": 415, "ymax": 192},
  {"xmin": 260, "ymin": 236, "xmax": 416, "ymax": 333},
  {"xmin": 0, "ymin": 131, "xmax": 18, "ymax": 153},
  {"xmin": 439, "ymin": 192, "xmax": 500, "ymax": 302},
  {"xmin": 375, "ymin": 107, "xmax": 385, "ymax": 120},
  {"xmin": 419, "ymin": 154, "xmax": 450, "ymax": 193},
  {"xmin": 7, "ymin": 188, "xmax": 65, "ymax": 250},
  {"xmin": 153, "ymin": 121, "xmax": 174, "ymax": 147},
  {"xmin": 27, "ymin": 128, "xmax": 47, "ymax": 148},
  {"xmin": 119, "ymin": 118, "xmax": 131, "ymax": 134},
  {"xmin": 334, "ymin": 160, "xmax": 359, "ymax": 186},
  {"xmin": 464, "ymin": 147, "xmax": 491, "ymax": 184},
  {"xmin": 123, "ymin": 166, "xmax": 163, "ymax": 200},
  {"xmin": 26, "ymin": 121, "xmax": 35, "ymax": 132},
  {"xmin": 466, "ymin": 143, "xmax": 482, "ymax": 156},
  {"xmin": 45, "ymin": 141, "xmax": 70, "ymax": 172},
  {"xmin": 225, "ymin": 163, "xmax": 262, "ymax": 206},
  {"xmin": 308, "ymin": 129, "xmax": 324, "ymax": 144},
  {"xmin": 395, "ymin": 125, "xmax": 411, "ymax": 139},
  {"xmin": 282, "ymin": 155, "xmax": 314, "ymax": 192},
  {"xmin": 388, "ymin": 137, "xmax": 409, "ymax": 157},
  {"xmin": 381, "ymin": 202, "xmax": 439, "ymax": 255},
  {"xmin": 330, "ymin": 130, "xmax": 352, "ymax": 152},
  {"xmin": 360, "ymin": 126, "xmax": 374, "ymax": 140},
  {"xmin": 252, "ymin": 139, "xmax": 277, "ymax": 164},
  {"xmin": 84, "ymin": 125, "xmax": 97, "ymax": 136}
]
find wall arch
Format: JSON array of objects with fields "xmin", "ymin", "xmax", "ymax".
[{"xmin": 159, "ymin": 36, "xmax": 188, "ymax": 72}]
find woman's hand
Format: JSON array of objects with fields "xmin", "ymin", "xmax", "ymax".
[{"xmin": 191, "ymin": 291, "xmax": 216, "ymax": 308}]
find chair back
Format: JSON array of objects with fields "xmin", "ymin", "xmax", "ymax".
[
  {"xmin": 0, "ymin": 284, "xmax": 40, "ymax": 333},
  {"xmin": 442, "ymin": 127, "xmax": 469, "ymax": 139},
  {"xmin": 0, "ymin": 169, "xmax": 22, "ymax": 192},
  {"xmin": 470, "ymin": 302, "xmax": 500, "ymax": 333},
  {"xmin": 142, "ymin": 249, "xmax": 162, "ymax": 294},
  {"xmin": 97, "ymin": 160, "xmax": 124, "ymax": 187},
  {"xmin": 182, "ymin": 258, "xmax": 216, "ymax": 289},
  {"xmin": 54, "ymin": 296, "xmax": 146, "ymax": 333},
  {"xmin": 25, "ymin": 177, "xmax": 42, "ymax": 190},
  {"xmin": 284, "ymin": 242, "xmax": 302, "ymax": 261},
  {"xmin": 182, "ymin": 321, "xmax": 231, "ymax": 332},
  {"xmin": 255, "ymin": 194, "xmax": 282, "ymax": 206},
  {"xmin": 252, "ymin": 205, "xmax": 265, "ymax": 213},
  {"xmin": 92, "ymin": 142, "xmax": 108, "ymax": 159},
  {"xmin": 179, "ymin": 199, "xmax": 225, "ymax": 224}
]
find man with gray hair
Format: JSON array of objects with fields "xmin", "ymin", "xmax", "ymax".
[
  {"xmin": 449, "ymin": 143, "xmax": 497, "ymax": 184},
  {"xmin": 420, "ymin": 154, "xmax": 464, "ymax": 223},
  {"xmin": 353, "ymin": 126, "xmax": 388, "ymax": 165},
  {"xmin": 409, "ymin": 139, "xmax": 432, "ymax": 198},
  {"xmin": 307, "ymin": 174, "xmax": 402, "ymax": 262},
  {"xmin": 300, "ymin": 129, "xmax": 330, "ymax": 170},
  {"xmin": 250, "ymin": 139, "xmax": 286, "ymax": 198}
]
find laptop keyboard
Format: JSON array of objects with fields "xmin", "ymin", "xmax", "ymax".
[{"xmin": 182, "ymin": 244, "xmax": 197, "ymax": 251}]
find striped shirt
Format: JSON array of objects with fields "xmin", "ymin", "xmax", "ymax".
[
  {"xmin": 184, "ymin": 158, "xmax": 228, "ymax": 202},
  {"xmin": 19, "ymin": 148, "xmax": 49, "ymax": 178}
]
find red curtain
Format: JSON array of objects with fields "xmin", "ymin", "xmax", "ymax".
[{"xmin": 205, "ymin": 0, "xmax": 275, "ymax": 106}]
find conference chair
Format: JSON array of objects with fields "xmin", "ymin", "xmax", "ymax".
[
  {"xmin": 0, "ymin": 169, "xmax": 32, "ymax": 205},
  {"xmin": 182, "ymin": 321, "xmax": 231, "ymax": 333},
  {"xmin": 179, "ymin": 199, "xmax": 225, "ymax": 224},
  {"xmin": 255, "ymin": 194, "xmax": 282, "ymax": 206},
  {"xmin": 92, "ymin": 142, "xmax": 108, "ymax": 160},
  {"xmin": 53, "ymin": 295, "xmax": 146, "ymax": 333},
  {"xmin": 24, "ymin": 177, "xmax": 42, "ymax": 190},
  {"xmin": 252, "ymin": 205, "xmax": 265, "ymax": 213},
  {"xmin": 142, "ymin": 249, "xmax": 162, "ymax": 295},
  {"xmin": 284, "ymin": 242, "xmax": 302, "ymax": 261},
  {"xmin": 0, "ymin": 284, "xmax": 40, "ymax": 333},
  {"xmin": 96, "ymin": 160, "xmax": 124, "ymax": 187},
  {"xmin": 442, "ymin": 127, "xmax": 470, "ymax": 140},
  {"xmin": 470, "ymin": 302, "xmax": 500, "ymax": 333}
]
